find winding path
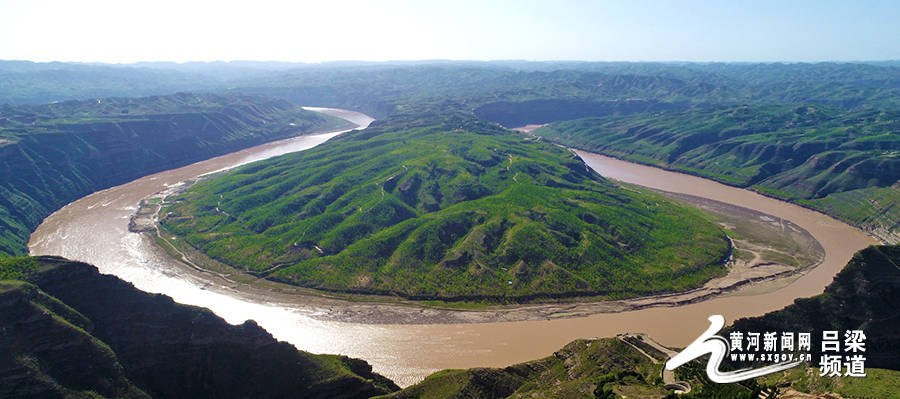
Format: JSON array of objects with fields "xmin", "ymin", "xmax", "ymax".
[{"xmin": 617, "ymin": 333, "xmax": 691, "ymax": 394}]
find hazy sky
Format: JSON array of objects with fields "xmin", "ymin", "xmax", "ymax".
[{"xmin": 1, "ymin": 0, "xmax": 898, "ymax": 63}]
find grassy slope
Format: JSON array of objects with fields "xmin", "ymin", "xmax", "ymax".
[
  {"xmin": 378, "ymin": 338, "xmax": 664, "ymax": 399},
  {"xmin": 388, "ymin": 243, "xmax": 900, "ymax": 399},
  {"xmin": 672, "ymin": 356, "xmax": 900, "ymax": 399},
  {"xmin": 0, "ymin": 278, "xmax": 151, "ymax": 399},
  {"xmin": 0, "ymin": 256, "xmax": 398, "ymax": 398},
  {"xmin": 3, "ymin": 62, "xmax": 896, "ymax": 253},
  {"xmin": 385, "ymin": 340, "xmax": 900, "ymax": 399},
  {"xmin": 728, "ymin": 244, "xmax": 900, "ymax": 371},
  {"xmin": 722, "ymin": 243, "xmax": 900, "ymax": 398},
  {"xmin": 759, "ymin": 367, "xmax": 900, "ymax": 399},
  {"xmin": 0, "ymin": 93, "xmax": 350, "ymax": 256},
  {"xmin": 534, "ymin": 105, "xmax": 900, "ymax": 242},
  {"xmin": 161, "ymin": 113, "xmax": 729, "ymax": 301}
]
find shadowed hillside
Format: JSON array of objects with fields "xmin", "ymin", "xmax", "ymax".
[
  {"xmin": 729, "ymin": 244, "xmax": 900, "ymax": 371},
  {"xmin": 0, "ymin": 93, "xmax": 350, "ymax": 256},
  {"xmin": 0, "ymin": 256, "xmax": 398, "ymax": 398},
  {"xmin": 384, "ymin": 244, "xmax": 900, "ymax": 398},
  {"xmin": 533, "ymin": 105, "xmax": 900, "ymax": 242}
]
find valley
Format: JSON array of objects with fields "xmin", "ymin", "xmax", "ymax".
[
  {"xmin": 7, "ymin": 236, "xmax": 898, "ymax": 398},
  {"xmin": 133, "ymin": 167, "xmax": 822, "ymax": 319},
  {"xmin": 532, "ymin": 105, "xmax": 900, "ymax": 243},
  {"xmin": 0, "ymin": 93, "xmax": 352, "ymax": 256},
  {"xmin": 2, "ymin": 2, "xmax": 899, "ymax": 397},
  {"xmin": 27, "ymin": 108, "xmax": 874, "ymax": 386}
]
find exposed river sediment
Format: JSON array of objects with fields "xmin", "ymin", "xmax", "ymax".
[{"xmin": 29, "ymin": 109, "xmax": 877, "ymax": 386}]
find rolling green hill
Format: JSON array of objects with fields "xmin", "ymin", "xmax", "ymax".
[
  {"xmin": 0, "ymin": 256, "xmax": 398, "ymax": 398},
  {"xmin": 0, "ymin": 93, "xmax": 351, "ymax": 256},
  {"xmin": 533, "ymin": 105, "xmax": 900, "ymax": 242},
  {"xmin": 160, "ymin": 113, "xmax": 730, "ymax": 301},
  {"xmin": 2, "ymin": 59, "xmax": 899, "ymax": 398}
]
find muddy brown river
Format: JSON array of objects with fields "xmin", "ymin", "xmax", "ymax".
[{"xmin": 29, "ymin": 109, "xmax": 877, "ymax": 387}]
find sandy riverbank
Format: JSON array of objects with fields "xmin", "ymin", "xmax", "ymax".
[
  {"xmin": 126, "ymin": 153, "xmax": 825, "ymax": 325},
  {"xmin": 30, "ymin": 109, "xmax": 875, "ymax": 386}
]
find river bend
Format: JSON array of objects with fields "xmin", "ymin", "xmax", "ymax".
[{"xmin": 29, "ymin": 109, "xmax": 876, "ymax": 386}]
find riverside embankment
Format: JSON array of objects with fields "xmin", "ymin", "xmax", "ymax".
[{"xmin": 30, "ymin": 109, "xmax": 876, "ymax": 386}]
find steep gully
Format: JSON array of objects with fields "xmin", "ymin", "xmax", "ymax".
[{"xmin": 29, "ymin": 108, "xmax": 876, "ymax": 387}]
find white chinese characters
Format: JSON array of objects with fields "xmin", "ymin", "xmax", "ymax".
[
  {"xmin": 667, "ymin": 316, "xmax": 869, "ymax": 384},
  {"xmin": 819, "ymin": 330, "xmax": 867, "ymax": 377}
]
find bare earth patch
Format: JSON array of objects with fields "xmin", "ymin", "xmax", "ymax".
[
  {"xmin": 511, "ymin": 124, "xmax": 548, "ymax": 134},
  {"xmin": 778, "ymin": 388, "xmax": 846, "ymax": 399}
]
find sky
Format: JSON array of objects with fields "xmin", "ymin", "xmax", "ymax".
[{"xmin": 1, "ymin": 0, "xmax": 898, "ymax": 64}]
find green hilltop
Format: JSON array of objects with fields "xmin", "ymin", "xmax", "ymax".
[
  {"xmin": 378, "ymin": 338, "xmax": 665, "ymax": 399},
  {"xmin": 533, "ymin": 105, "xmax": 900, "ymax": 242},
  {"xmin": 160, "ymin": 112, "xmax": 730, "ymax": 301},
  {"xmin": 0, "ymin": 58, "xmax": 899, "ymax": 399},
  {"xmin": 3, "ymin": 61, "xmax": 899, "ymax": 252}
]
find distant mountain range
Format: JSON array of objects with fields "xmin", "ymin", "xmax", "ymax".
[{"xmin": 0, "ymin": 59, "xmax": 899, "ymax": 397}]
